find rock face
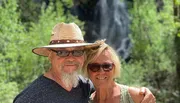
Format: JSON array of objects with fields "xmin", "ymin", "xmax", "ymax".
[{"xmin": 71, "ymin": 0, "xmax": 131, "ymax": 60}]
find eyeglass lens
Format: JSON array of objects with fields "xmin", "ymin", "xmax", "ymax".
[
  {"xmin": 51, "ymin": 50, "xmax": 84, "ymax": 57},
  {"xmin": 87, "ymin": 63, "xmax": 114, "ymax": 72}
]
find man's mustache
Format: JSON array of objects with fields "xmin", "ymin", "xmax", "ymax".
[{"xmin": 64, "ymin": 61, "xmax": 79, "ymax": 66}]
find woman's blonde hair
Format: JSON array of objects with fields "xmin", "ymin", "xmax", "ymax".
[{"xmin": 82, "ymin": 41, "xmax": 121, "ymax": 78}]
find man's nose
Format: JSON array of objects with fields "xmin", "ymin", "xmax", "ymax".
[{"xmin": 66, "ymin": 52, "xmax": 75, "ymax": 61}]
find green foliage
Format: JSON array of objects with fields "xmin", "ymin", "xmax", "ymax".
[
  {"xmin": 0, "ymin": 0, "xmax": 83, "ymax": 102},
  {"xmin": 0, "ymin": 0, "xmax": 23, "ymax": 102},
  {"xmin": 0, "ymin": 0, "xmax": 23, "ymax": 85},
  {"xmin": 0, "ymin": 82, "xmax": 18, "ymax": 103},
  {"xmin": 117, "ymin": 60, "xmax": 145, "ymax": 86},
  {"xmin": 175, "ymin": 0, "xmax": 180, "ymax": 5},
  {"xmin": 120, "ymin": 0, "xmax": 178, "ymax": 102},
  {"xmin": 17, "ymin": 0, "xmax": 42, "ymax": 23}
]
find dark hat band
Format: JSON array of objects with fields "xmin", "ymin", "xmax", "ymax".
[{"xmin": 49, "ymin": 40, "xmax": 84, "ymax": 45}]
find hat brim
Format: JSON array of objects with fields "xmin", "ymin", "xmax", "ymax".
[{"xmin": 32, "ymin": 42, "xmax": 101, "ymax": 57}]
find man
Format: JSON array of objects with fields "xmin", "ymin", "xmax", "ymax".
[{"xmin": 13, "ymin": 22, "xmax": 155, "ymax": 103}]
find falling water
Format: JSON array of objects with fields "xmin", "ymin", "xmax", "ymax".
[{"xmin": 72, "ymin": 0, "xmax": 131, "ymax": 60}]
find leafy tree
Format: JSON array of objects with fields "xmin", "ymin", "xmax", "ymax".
[
  {"xmin": 17, "ymin": 0, "xmax": 42, "ymax": 23},
  {"xmin": 119, "ymin": 0, "xmax": 178, "ymax": 102},
  {"xmin": 0, "ymin": 0, "xmax": 83, "ymax": 102},
  {"xmin": 0, "ymin": 0, "xmax": 23, "ymax": 102},
  {"xmin": 173, "ymin": 0, "xmax": 180, "ymax": 98},
  {"xmin": 0, "ymin": 82, "xmax": 18, "ymax": 103}
]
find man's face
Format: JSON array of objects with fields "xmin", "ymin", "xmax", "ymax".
[
  {"xmin": 50, "ymin": 47, "xmax": 85, "ymax": 74},
  {"xmin": 49, "ymin": 47, "xmax": 85, "ymax": 87}
]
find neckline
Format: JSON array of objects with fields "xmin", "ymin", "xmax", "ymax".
[{"xmin": 42, "ymin": 75, "xmax": 80, "ymax": 92}]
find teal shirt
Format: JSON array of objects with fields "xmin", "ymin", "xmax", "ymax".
[
  {"xmin": 89, "ymin": 84, "xmax": 134, "ymax": 103},
  {"xmin": 119, "ymin": 84, "xmax": 134, "ymax": 103}
]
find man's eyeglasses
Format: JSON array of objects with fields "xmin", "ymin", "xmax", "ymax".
[
  {"xmin": 51, "ymin": 49, "xmax": 84, "ymax": 57},
  {"xmin": 87, "ymin": 63, "xmax": 114, "ymax": 72}
]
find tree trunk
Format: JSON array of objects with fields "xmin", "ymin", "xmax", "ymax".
[
  {"xmin": 175, "ymin": 36, "xmax": 180, "ymax": 91},
  {"xmin": 173, "ymin": 0, "xmax": 180, "ymax": 97}
]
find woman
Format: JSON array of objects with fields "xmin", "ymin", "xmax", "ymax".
[{"xmin": 83, "ymin": 42, "xmax": 147, "ymax": 103}]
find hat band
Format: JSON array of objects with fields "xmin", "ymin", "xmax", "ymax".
[{"xmin": 50, "ymin": 40, "xmax": 84, "ymax": 44}]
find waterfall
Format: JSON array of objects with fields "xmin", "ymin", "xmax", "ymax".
[{"xmin": 72, "ymin": 0, "xmax": 131, "ymax": 60}]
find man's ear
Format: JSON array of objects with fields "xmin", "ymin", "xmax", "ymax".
[{"xmin": 48, "ymin": 51, "xmax": 53, "ymax": 61}]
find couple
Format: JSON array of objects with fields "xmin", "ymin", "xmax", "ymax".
[{"xmin": 13, "ymin": 22, "xmax": 155, "ymax": 103}]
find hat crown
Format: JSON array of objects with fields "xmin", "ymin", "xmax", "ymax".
[{"xmin": 50, "ymin": 22, "xmax": 84, "ymax": 42}]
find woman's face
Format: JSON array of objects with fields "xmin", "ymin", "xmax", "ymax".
[{"xmin": 87, "ymin": 50, "xmax": 115, "ymax": 88}]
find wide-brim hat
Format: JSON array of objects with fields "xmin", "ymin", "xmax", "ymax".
[{"xmin": 32, "ymin": 22, "xmax": 103, "ymax": 56}]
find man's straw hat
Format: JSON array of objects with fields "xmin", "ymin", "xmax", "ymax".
[{"xmin": 32, "ymin": 22, "xmax": 103, "ymax": 56}]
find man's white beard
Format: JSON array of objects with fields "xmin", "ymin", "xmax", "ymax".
[{"xmin": 61, "ymin": 68, "xmax": 80, "ymax": 88}]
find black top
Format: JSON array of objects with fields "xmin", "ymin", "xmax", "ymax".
[{"xmin": 13, "ymin": 75, "xmax": 94, "ymax": 103}]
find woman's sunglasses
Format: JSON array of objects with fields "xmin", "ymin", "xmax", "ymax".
[
  {"xmin": 51, "ymin": 49, "xmax": 84, "ymax": 57},
  {"xmin": 87, "ymin": 63, "xmax": 114, "ymax": 72}
]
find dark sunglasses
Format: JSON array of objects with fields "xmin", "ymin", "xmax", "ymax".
[
  {"xmin": 87, "ymin": 63, "xmax": 114, "ymax": 72},
  {"xmin": 51, "ymin": 49, "xmax": 84, "ymax": 57}
]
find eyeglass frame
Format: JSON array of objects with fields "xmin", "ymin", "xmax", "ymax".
[
  {"xmin": 50, "ymin": 49, "xmax": 85, "ymax": 57},
  {"xmin": 87, "ymin": 63, "xmax": 114, "ymax": 72}
]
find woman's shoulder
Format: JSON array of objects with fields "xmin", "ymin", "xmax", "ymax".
[
  {"xmin": 117, "ymin": 83, "xmax": 144, "ymax": 103},
  {"xmin": 117, "ymin": 84, "xmax": 133, "ymax": 103},
  {"xmin": 128, "ymin": 86, "xmax": 144, "ymax": 103}
]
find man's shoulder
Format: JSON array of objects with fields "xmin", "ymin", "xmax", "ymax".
[
  {"xmin": 78, "ymin": 75, "xmax": 94, "ymax": 87},
  {"xmin": 13, "ymin": 90, "xmax": 41, "ymax": 103},
  {"xmin": 13, "ymin": 75, "xmax": 50, "ymax": 103},
  {"xmin": 78, "ymin": 75, "xmax": 95, "ymax": 95},
  {"xmin": 78, "ymin": 75, "xmax": 90, "ymax": 84}
]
